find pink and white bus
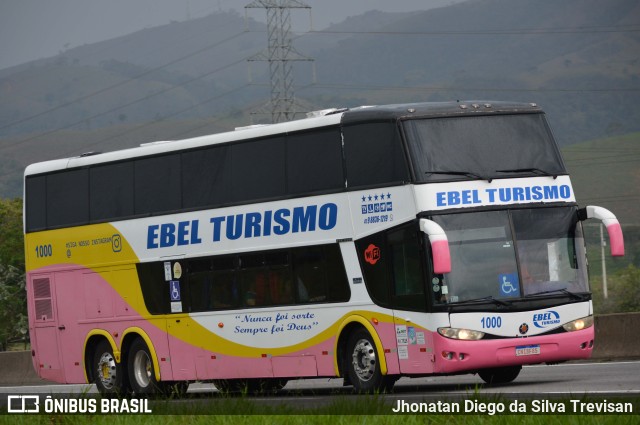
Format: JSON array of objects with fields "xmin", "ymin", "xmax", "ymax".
[{"xmin": 24, "ymin": 101, "xmax": 624, "ymax": 395}]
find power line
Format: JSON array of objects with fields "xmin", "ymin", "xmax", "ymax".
[
  {"xmin": 0, "ymin": 82, "xmax": 255, "ymax": 181},
  {"xmin": 65, "ymin": 83, "xmax": 252, "ymax": 157},
  {"xmin": 565, "ymin": 153, "xmax": 640, "ymax": 160},
  {"xmin": 0, "ymin": 56, "xmax": 249, "ymax": 154},
  {"xmin": 298, "ymin": 82, "xmax": 640, "ymax": 94},
  {"xmin": 0, "ymin": 31, "xmax": 247, "ymax": 132},
  {"xmin": 566, "ymin": 157, "xmax": 640, "ymax": 167},
  {"xmin": 302, "ymin": 25, "xmax": 640, "ymax": 37},
  {"xmin": 245, "ymin": 0, "xmax": 313, "ymax": 123}
]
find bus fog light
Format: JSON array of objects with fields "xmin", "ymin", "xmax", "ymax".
[
  {"xmin": 562, "ymin": 316, "xmax": 594, "ymax": 332},
  {"xmin": 437, "ymin": 327, "xmax": 485, "ymax": 340}
]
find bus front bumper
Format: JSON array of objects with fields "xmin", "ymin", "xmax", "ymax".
[{"xmin": 432, "ymin": 327, "xmax": 594, "ymax": 374}]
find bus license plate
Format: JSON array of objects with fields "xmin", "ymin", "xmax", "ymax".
[{"xmin": 515, "ymin": 345, "xmax": 540, "ymax": 356}]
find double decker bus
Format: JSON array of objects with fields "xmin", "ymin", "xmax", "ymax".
[{"xmin": 24, "ymin": 101, "xmax": 624, "ymax": 395}]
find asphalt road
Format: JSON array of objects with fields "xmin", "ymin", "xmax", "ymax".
[{"xmin": 2, "ymin": 361, "xmax": 639, "ymax": 413}]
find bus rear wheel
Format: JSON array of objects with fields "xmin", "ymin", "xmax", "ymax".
[
  {"xmin": 128, "ymin": 338, "xmax": 165, "ymax": 396},
  {"xmin": 345, "ymin": 329, "xmax": 395, "ymax": 393},
  {"xmin": 478, "ymin": 365, "xmax": 522, "ymax": 385},
  {"xmin": 93, "ymin": 340, "xmax": 126, "ymax": 396}
]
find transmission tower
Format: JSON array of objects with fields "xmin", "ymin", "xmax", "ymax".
[{"xmin": 245, "ymin": 0, "xmax": 313, "ymax": 123}]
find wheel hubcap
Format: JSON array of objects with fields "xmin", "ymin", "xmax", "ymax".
[
  {"xmin": 133, "ymin": 350, "xmax": 152, "ymax": 388},
  {"xmin": 97, "ymin": 352, "xmax": 117, "ymax": 389},
  {"xmin": 351, "ymin": 339, "xmax": 376, "ymax": 382}
]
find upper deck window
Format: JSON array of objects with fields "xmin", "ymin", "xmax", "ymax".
[
  {"xmin": 403, "ymin": 113, "xmax": 566, "ymax": 183},
  {"xmin": 343, "ymin": 121, "xmax": 410, "ymax": 188}
]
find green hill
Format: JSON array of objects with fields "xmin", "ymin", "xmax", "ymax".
[
  {"xmin": 1, "ymin": 0, "xmax": 638, "ymax": 143},
  {"xmin": 562, "ymin": 132, "xmax": 640, "ymax": 225},
  {"xmin": 562, "ymin": 133, "xmax": 640, "ymax": 278},
  {"xmin": 1, "ymin": 0, "xmax": 639, "ymax": 220}
]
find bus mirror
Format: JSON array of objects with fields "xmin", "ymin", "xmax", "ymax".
[
  {"xmin": 579, "ymin": 206, "xmax": 625, "ymax": 257},
  {"xmin": 419, "ymin": 219, "xmax": 451, "ymax": 274}
]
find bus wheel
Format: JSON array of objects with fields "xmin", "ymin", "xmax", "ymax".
[
  {"xmin": 93, "ymin": 340, "xmax": 125, "ymax": 396},
  {"xmin": 478, "ymin": 365, "xmax": 522, "ymax": 385},
  {"xmin": 345, "ymin": 329, "xmax": 395, "ymax": 393},
  {"xmin": 128, "ymin": 338, "xmax": 163, "ymax": 396}
]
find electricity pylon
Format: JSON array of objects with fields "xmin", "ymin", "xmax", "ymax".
[{"xmin": 245, "ymin": 0, "xmax": 313, "ymax": 123}]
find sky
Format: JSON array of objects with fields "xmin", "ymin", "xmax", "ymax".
[{"xmin": 0, "ymin": 0, "xmax": 460, "ymax": 71}]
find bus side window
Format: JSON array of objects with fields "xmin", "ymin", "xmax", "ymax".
[
  {"xmin": 343, "ymin": 121, "xmax": 409, "ymax": 188},
  {"xmin": 239, "ymin": 252, "xmax": 294, "ymax": 307},
  {"xmin": 293, "ymin": 249, "xmax": 326, "ymax": 303},
  {"xmin": 136, "ymin": 262, "xmax": 171, "ymax": 315},
  {"xmin": 265, "ymin": 252, "xmax": 293, "ymax": 305},
  {"xmin": 212, "ymin": 257, "xmax": 239, "ymax": 309},
  {"xmin": 356, "ymin": 233, "xmax": 391, "ymax": 308},
  {"xmin": 187, "ymin": 259, "xmax": 212, "ymax": 312},
  {"xmin": 292, "ymin": 245, "xmax": 350, "ymax": 304},
  {"xmin": 388, "ymin": 226, "xmax": 426, "ymax": 311}
]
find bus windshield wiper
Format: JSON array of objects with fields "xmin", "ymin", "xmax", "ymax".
[
  {"xmin": 495, "ymin": 168, "xmax": 557, "ymax": 179},
  {"xmin": 425, "ymin": 170, "xmax": 492, "ymax": 183},
  {"xmin": 525, "ymin": 288, "xmax": 585, "ymax": 300},
  {"xmin": 449, "ymin": 296, "xmax": 511, "ymax": 307}
]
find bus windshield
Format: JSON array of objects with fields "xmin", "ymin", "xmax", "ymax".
[
  {"xmin": 403, "ymin": 113, "xmax": 566, "ymax": 182},
  {"xmin": 430, "ymin": 207, "xmax": 588, "ymax": 306}
]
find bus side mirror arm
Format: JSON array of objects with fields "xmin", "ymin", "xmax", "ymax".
[
  {"xmin": 578, "ymin": 206, "xmax": 625, "ymax": 257},
  {"xmin": 419, "ymin": 219, "xmax": 451, "ymax": 274}
]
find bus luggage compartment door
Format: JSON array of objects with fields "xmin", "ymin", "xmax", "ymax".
[{"xmin": 272, "ymin": 355, "xmax": 317, "ymax": 378}]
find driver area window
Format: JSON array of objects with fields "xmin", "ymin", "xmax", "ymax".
[{"xmin": 357, "ymin": 222, "xmax": 426, "ymax": 311}]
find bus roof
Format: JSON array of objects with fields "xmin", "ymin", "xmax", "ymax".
[{"xmin": 24, "ymin": 100, "xmax": 542, "ymax": 177}]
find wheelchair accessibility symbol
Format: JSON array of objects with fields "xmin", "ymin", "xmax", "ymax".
[
  {"xmin": 499, "ymin": 273, "xmax": 520, "ymax": 297},
  {"xmin": 170, "ymin": 280, "xmax": 181, "ymax": 301}
]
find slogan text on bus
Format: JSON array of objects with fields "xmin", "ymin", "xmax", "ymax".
[
  {"xmin": 146, "ymin": 203, "xmax": 338, "ymax": 249},
  {"xmin": 436, "ymin": 184, "xmax": 572, "ymax": 207}
]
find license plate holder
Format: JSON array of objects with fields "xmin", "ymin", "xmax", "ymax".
[{"xmin": 515, "ymin": 344, "xmax": 540, "ymax": 356}]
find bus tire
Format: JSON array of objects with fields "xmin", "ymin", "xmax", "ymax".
[
  {"xmin": 93, "ymin": 340, "xmax": 126, "ymax": 396},
  {"xmin": 345, "ymin": 328, "xmax": 395, "ymax": 393},
  {"xmin": 128, "ymin": 338, "xmax": 164, "ymax": 396},
  {"xmin": 478, "ymin": 365, "xmax": 522, "ymax": 385}
]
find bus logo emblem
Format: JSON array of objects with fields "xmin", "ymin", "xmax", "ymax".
[
  {"xmin": 364, "ymin": 244, "xmax": 381, "ymax": 265},
  {"xmin": 533, "ymin": 310, "xmax": 561, "ymax": 328},
  {"xmin": 519, "ymin": 323, "xmax": 529, "ymax": 335}
]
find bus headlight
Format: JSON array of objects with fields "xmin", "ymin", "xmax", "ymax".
[
  {"xmin": 437, "ymin": 327, "xmax": 485, "ymax": 340},
  {"xmin": 562, "ymin": 316, "xmax": 594, "ymax": 332}
]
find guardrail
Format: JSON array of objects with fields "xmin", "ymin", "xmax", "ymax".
[
  {"xmin": 1, "ymin": 312, "xmax": 638, "ymax": 386},
  {"xmin": 592, "ymin": 312, "xmax": 640, "ymax": 360}
]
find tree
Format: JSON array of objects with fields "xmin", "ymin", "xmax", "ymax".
[
  {"xmin": 0, "ymin": 264, "xmax": 27, "ymax": 351},
  {"xmin": 610, "ymin": 264, "xmax": 640, "ymax": 313},
  {"xmin": 0, "ymin": 198, "xmax": 26, "ymax": 351},
  {"xmin": 592, "ymin": 264, "xmax": 640, "ymax": 314},
  {"xmin": 0, "ymin": 198, "xmax": 24, "ymax": 268}
]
